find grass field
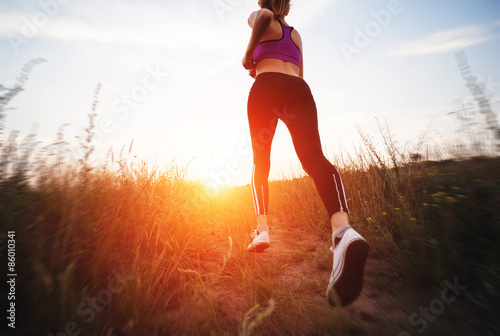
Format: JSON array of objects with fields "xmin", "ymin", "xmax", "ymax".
[{"xmin": 1, "ymin": 107, "xmax": 499, "ymax": 335}]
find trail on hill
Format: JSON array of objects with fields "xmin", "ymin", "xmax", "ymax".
[{"xmin": 161, "ymin": 216, "xmax": 479, "ymax": 336}]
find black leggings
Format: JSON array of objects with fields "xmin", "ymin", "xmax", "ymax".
[{"xmin": 247, "ymin": 72, "xmax": 349, "ymax": 218}]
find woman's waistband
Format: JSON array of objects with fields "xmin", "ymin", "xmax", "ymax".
[{"xmin": 254, "ymin": 71, "xmax": 303, "ymax": 82}]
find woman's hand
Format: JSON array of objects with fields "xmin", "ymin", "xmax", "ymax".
[
  {"xmin": 242, "ymin": 53, "xmax": 255, "ymax": 70},
  {"xmin": 242, "ymin": 53, "xmax": 256, "ymax": 78},
  {"xmin": 248, "ymin": 68, "xmax": 256, "ymax": 78}
]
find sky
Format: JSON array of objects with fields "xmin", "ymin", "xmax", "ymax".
[{"xmin": 1, "ymin": 0, "xmax": 499, "ymax": 187}]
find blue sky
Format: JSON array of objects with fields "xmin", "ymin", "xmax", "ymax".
[{"xmin": 1, "ymin": 0, "xmax": 499, "ymax": 187}]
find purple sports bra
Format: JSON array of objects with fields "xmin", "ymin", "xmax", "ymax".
[{"xmin": 252, "ymin": 19, "xmax": 301, "ymax": 68}]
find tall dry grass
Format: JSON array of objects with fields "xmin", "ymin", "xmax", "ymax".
[{"xmin": 1, "ymin": 84, "xmax": 499, "ymax": 335}]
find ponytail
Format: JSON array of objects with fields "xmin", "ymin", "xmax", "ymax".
[
  {"xmin": 271, "ymin": 0, "xmax": 290, "ymax": 17},
  {"xmin": 259, "ymin": 0, "xmax": 272, "ymax": 10}
]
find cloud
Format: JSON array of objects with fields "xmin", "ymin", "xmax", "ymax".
[
  {"xmin": 389, "ymin": 25, "xmax": 492, "ymax": 57},
  {"xmin": 0, "ymin": 1, "xmax": 246, "ymax": 53},
  {"xmin": 0, "ymin": 0, "xmax": 341, "ymax": 54}
]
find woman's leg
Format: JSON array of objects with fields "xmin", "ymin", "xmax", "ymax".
[
  {"xmin": 277, "ymin": 77, "xmax": 368, "ymax": 307},
  {"xmin": 279, "ymin": 83, "xmax": 349, "ymax": 230},
  {"xmin": 248, "ymin": 110, "xmax": 278, "ymax": 218},
  {"xmin": 246, "ymin": 76, "xmax": 279, "ymax": 251}
]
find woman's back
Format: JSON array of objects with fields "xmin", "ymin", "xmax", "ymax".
[
  {"xmin": 244, "ymin": 9, "xmax": 303, "ymax": 78},
  {"xmin": 253, "ymin": 18, "xmax": 301, "ymax": 73}
]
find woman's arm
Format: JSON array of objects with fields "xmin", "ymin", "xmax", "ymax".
[
  {"xmin": 247, "ymin": 10, "xmax": 258, "ymax": 28},
  {"xmin": 296, "ymin": 33, "xmax": 304, "ymax": 78},
  {"xmin": 300, "ymin": 52, "xmax": 304, "ymax": 78},
  {"xmin": 242, "ymin": 8, "xmax": 274, "ymax": 70}
]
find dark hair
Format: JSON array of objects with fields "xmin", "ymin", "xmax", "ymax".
[{"xmin": 260, "ymin": 0, "xmax": 272, "ymax": 10}]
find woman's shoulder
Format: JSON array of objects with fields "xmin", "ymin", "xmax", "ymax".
[
  {"xmin": 248, "ymin": 8, "xmax": 275, "ymax": 27},
  {"xmin": 289, "ymin": 24, "xmax": 302, "ymax": 41}
]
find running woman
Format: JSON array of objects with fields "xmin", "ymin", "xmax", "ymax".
[{"xmin": 242, "ymin": 0, "xmax": 369, "ymax": 307}]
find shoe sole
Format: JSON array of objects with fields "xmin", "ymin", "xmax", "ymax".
[
  {"xmin": 247, "ymin": 241, "xmax": 270, "ymax": 253},
  {"xmin": 328, "ymin": 238, "xmax": 369, "ymax": 307}
]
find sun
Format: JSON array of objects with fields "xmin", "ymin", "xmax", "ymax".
[{"xmin": 189, "ymin": 148, "xmax": 249, "ymax": 196}]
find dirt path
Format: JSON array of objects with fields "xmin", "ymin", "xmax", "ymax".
[
  {"xmin": 162, "ymin": 217, "xmax": 478, "ymax": 335},
  {"xmin": 260, "ymin": 219, "xmax": 479, "ymax": 336}
]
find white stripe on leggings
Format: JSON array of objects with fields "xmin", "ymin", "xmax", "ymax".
[
  {"xmin": 338, "ymin": 173, "xmax": 349, "ymax": 213},
  {"xmin": 332, "ymin": 173, "xmax": 345, "ymax": 213},
  {"xmin": 251, "ymin": 165, "xmax": 260, "ymax": 215},
  {"xmin": 261, "ymin": 185, "xmax": 266, "ymax": 214}
]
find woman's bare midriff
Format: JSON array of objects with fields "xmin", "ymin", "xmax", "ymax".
[{"xmin": 256, "ymin": 58, "xmax": 300, "ymax": 77}]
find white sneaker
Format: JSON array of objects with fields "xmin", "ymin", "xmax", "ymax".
[
  {"xmin": 247, "ymin": 229, "xmax": 270, "ymax": 253},
  {"xmin": 327, "ymin": 224, "xmax": 369, "ymax": 307}
]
